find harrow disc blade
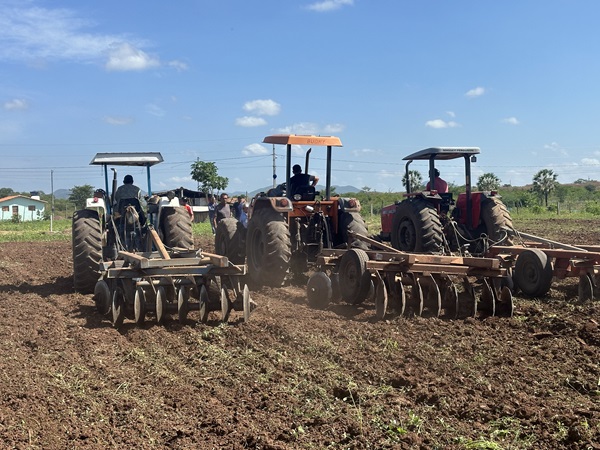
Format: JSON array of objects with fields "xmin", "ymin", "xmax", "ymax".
[
  {"xmin": 579, "ymin": 273, "xmax": 594, "ymax": 302},
  {"xmin": 111, "ymin": 286, "xmax": 125, "ymax": 328},
  {"xmin": 94, "ymin": 280, "xmax": 111, "ymax": 316},
  {"xmin": 496, "ymin": 286, "xmax": 514, "ymax": 317},
  {"xmin": 134, "ymin": 287, "xmax": 147, "ymax": 325},
  {"xmin": 242, "ymin": 284, "xmax": 251, "ymax": 323},
  {"xmin": 156, "ymin": 286, "xmax": 167, "ymax": 325},
  {"xmin": 479, "ymin": 278, "xmax": 496, "ymax": 317},
  {"xmin": 221, "ymin": 287, "xmax": 231, "ymax": 323},
  {"xmin": 330, "ymin": 273, "xmax": 342, "ymax": 303},
  {"xmin": 177, "ymin": 287, "xmax": 189, "ymax": 323},
  {"xmin": 421, "ymin": 274, "xmax": 441, "ymax": 318},
  {"xmin": 307, "ymin": 272, "xmax": 332, "ymax": 309},
  {"xmin": 406, "ymin": 274, "xmax": 423, "ymax": 317},
  {"xmin": 457, "ymin": 278, "xmax": 477, "ymax": 319},
  {"xmin": 198, "ymin": 285, "xmax": 210, "ymax": 324},
  {"xmin": 374, "ymin": 272, "xmax": 388, "ymax": 321},
  {"xmin": 442, "ymin": 282, "xmax": 459, "ymax": 320}
]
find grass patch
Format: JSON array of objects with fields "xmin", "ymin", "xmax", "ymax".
[{"xmin": 0, "ymin": 219, "xmax": 71, "ymax": 243}]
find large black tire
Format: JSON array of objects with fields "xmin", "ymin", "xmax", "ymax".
[
  {"xmin": 339, "ymin": 248, "xmax": 371, "ymax": 304},
  {"xmin": 215, "ymin": 218, "xmax": 245, "ymax": 264},
  {"xmin": 161, "ymin": 207, "xmax": 194, "ymax": 249},
  {"xmin": 513, "ymin": 249, "xmax": 553, "ymax": 297},
  {"xmin": 72, "ymin": 209, "xmax": 102, "ymax": 294},
  {"xmin": 246, "ymin": 208, "xmax": 291, "ymax": 287},
  {"xmin": 480, "ymin": 197, "xmax": 514, "ymax": 246},
  {"xmin": 391, "ymin": 198, "xmax": 443, "ymax": 253},
  {"xmin": 339, "ymin": 211, "xmax": 369, "ymax": 250}
]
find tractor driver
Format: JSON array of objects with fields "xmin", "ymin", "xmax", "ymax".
[
  {"xmin": 425, "ymin": 169, "xmax": 448, "ymax": 193},
  {"xmin": 289, "ymin": 164, "xmax": 319, "ymax": 196}
]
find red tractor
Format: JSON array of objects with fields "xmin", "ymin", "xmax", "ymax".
[{"xmin": 380, "ymin": 147, "xmax": 514, "ymax": 256}]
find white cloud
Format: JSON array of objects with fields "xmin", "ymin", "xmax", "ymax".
[
  {"xmin": 242, "ymin": 143, "xmax": 269, "ymax": 156},
  {"xmin": 4, "ymin": 99, "xmax": 29, "ymax": 110},
  {"xmin": 425, "ymin": 119, "xmax": 460, "ymax": 129},
  {"xmin": 274, "ymin": 122, "xmax": 320, "ymax": 135},
  {"xmin": 243, "ymin": 99, "xmax": 280, "ymax": 116},
  {"xmin": 351, "ymin": 148, "xmax": 380, "ymax": 157},
  {"xmin": 235, "ymin": 116, "xmax": 267, "ymax": 127},
  {"xmin": 168, "ymin": 60, "xmax": 188, "ymax": 71},
  {"xmin": 323, "ymin": 123, "xmax": 345, "ymax": 133},
  {"xmin": 465, "ymin": 86, "xmax": 485, "ymax": 98},
  {"xmin": 544, "ymin": 142, "xmax": 568, "ymax": 156},
  {"xmin": 379, "ymin": 169, "xmax": 403, "ymax": 179},
  {"xmin": 446, "ymin": 111, "xmax": 455, "ymax": 118},
  {"xmin": 581, "ymin": 158, "xmax": 600, "ymax": 165},
  {"xmin": 502, "ymin": 117, "xmax": 520, "ymax": 125},
  {"xmin": 169, "ymin": 176, "xmax": 192, "ymax": 183},
  {"xmin": 103, "ymin": 116, "xmax": 133, "ymax": 126},
  {"xmin": 307, "ymin": 0, "xmax": 353, "ymax": 12},
  {"xmin": 0, "ymin": 3, "xmax": 160, "ymax": 71},
  {"xmin": 145, "ymin": 103, "xmax": 165, "ymax": 117},
  {"xmin": 105, "ymin": 43, "xmax": 159, "ymax": 71}
]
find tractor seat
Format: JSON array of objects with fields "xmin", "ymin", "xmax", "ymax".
[
  {"xmin": 116, "ymin": 198, "xmax": 146, "ymax": 226},
  {"xmin": 292, "ymin": 185, "xmax": 316, "ymax": 201}
]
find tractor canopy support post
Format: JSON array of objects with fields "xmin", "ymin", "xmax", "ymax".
[
  {"xmin": 286, "ymin": 144, "xmax": 292, "ymax": 199},
  {"xmin": 103, "ymin": 165, "xmax": 112, "ymax": 215},
  {"xmin": 145, "ymin": 165, "xmax": 153, "ymax": 196},
  {"xmin": 326, "ymin": 145, "xmax": 332, "ymax": 200},
  {"xmin": 428, "ymin": 156, "xmax": 436, "ymax": 191},
  {"xmin": 305, "ymin": 148, "xmax": 312, "ymax": 176},
  {"xmin": 464, "ymin": 154, "xmax": 472, "ymax": 227}
]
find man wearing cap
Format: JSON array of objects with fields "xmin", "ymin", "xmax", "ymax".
[
  {"xmin": 114, "ymin": 174, "xmax": 143, "ymax": 208},
  {"xmin": 289, "ymin": 164, "xmax": 319, "ymax": 196}
]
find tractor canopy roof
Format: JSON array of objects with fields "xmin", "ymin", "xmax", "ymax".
[
  {"xmin": 90, "ymin": 152, "xmax": 164, "ymax": 166},
  {"xmin": 403, "ymin": 147, "xmax": 480, "ymax": 161},
  {"xmin": 262, "ymin": 134, "xmax": 343, "ymax": 147}
]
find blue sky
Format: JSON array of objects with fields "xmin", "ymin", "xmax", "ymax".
[{"xmin": 1, "ymin": 0, "xmax": 600, "ymax": 195}]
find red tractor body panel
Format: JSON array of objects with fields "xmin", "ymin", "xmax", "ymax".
[{"xmin": 456, "ymin": 192, "xmax": 483, "ymax": 229}]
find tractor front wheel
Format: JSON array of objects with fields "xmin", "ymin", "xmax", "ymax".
[
  {"xmin": 215, "ymin": 218, "xmax": 246, "ymax": 264},
  {"xmin": 161, "ymin": 207, "xmax": 194, "ymax": 249}
]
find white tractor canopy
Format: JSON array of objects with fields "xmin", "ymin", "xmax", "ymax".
[{"xmin": 90, "ymin": 152, "xmax": 164, "ymax": 166}]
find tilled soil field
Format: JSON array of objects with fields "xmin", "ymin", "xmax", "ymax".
[{"xmin": 0, "ymin": 218, "xmax": 599, "ymax": 449}]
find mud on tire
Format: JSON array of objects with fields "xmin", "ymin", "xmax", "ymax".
[
  {"xmin": 480, "ymin": 197, "xmax": 514, "ymax": 246},
  {"xmin": 246, "ymin": 207, "xmax": 291, "ymax": 287},
  {"xmin": 215, "ymin": 218, "xmax": 245, "ymax": 264},
  {"xmin": 391, "ymin": 198, "xmax": 443, "ymax": 253},
  {"xmin": 72, "ymin": 209, "xmax": 102, "ymax": 294},
  {"xmin": 161, "ymin": 207, "xmax": 194, "ymax": 249},
  {"xmin": 339, "ymin": 211, "xmax": 369, "ymax": 250}
]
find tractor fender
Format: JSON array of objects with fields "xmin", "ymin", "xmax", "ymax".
[
  {"xmin": 85, "ymin": 197, "xmax": 107, "ymax": 216},
  {"xmin": 250, "ymin": 195, "xmax": 293, "ymax": 216}
]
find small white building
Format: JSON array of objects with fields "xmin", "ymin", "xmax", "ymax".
[{"xmin": 0, "ymin": 195, "xmax": 47, "ymax": 221}]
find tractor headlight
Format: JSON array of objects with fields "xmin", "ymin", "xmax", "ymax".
[{"xmin": 293, "ymin": 194, "xmax": 302, "ymax": 201}]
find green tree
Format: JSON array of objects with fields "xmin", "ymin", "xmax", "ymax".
[
  {"xmin": 190, "ymin": 161, "xmax": 228, "ymax": 194},
  {"xmin": 532, "ymin": 169, "xmax": 559, "ymax": 206},
  {"xmin": 402, "ymin": 170, "xmax": 422, "ymax": 192},
  {"xmin": 0, "ymin": 187, "xmax": 15, "ymax": 198},
  {"xmin": 477, "ymin": 173, "xmax": 501, "ymax": 191},
  {"xmin": 68, "ymin": 185, "xmax": 94, "ymax": 209}
]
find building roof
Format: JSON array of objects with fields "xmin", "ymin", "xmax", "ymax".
[{"xmin": 0, "ymin": 195, "xmax": 47, "ymax": 204}]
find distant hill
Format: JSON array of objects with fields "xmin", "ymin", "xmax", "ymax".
[{"xmin": 53, "ymin": 189, "xmax": 71, "ymax": 199}]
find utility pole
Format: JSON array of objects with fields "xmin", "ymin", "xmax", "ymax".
[
  {"xmin": 272, "ymin": 144, "xmax": 277, "ymax": 188},
  {"xmin": 50, "ymin": 170, "xmax": 54, "ymax": 232}
]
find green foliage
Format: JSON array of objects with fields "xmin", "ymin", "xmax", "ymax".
[
  {"xmin": 584, "ymin": 202, "xmax": 600, "ymax": 215},
  {"xmin": 532, "ymin": 169, "xmax": 559, "ymax": 206},
  {"xmin": 190, "ymin": 160, "xmax": 228, "ymax": 194},
  {"xmin": 402, "ymin": 169, "xmax": 423, "ymax": 192},
  {"xmin": 0, "ymin": 187, "xmax": 15, "ymax": 198},
  {"xmin": 477, "ymin": 173, "xmax": 501, "ymax": 191},
  {"xmin": 68, "ymin": 185, "xmax": 94, "ymax": 210},
  {"xmin": 0, "ymin": 218, "xmax": 71, "ymax": 242}
]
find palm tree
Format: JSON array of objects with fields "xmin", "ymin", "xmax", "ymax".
[
  {"xmin": 532, "ymin": 169, "xmax": 559, "ymax": 206},
  {"xmin": 477, "ymin": 173, "xmax": 501, "ymax": 191},
  {"xmin": 402, "ymin": 170, "xmax": 423, "ymax": 192}
]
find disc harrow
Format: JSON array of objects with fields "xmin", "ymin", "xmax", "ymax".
[
  {"xmin": 308, "ymin": 234, "xmax": 513, "ymax": 321},
  {"xmin": 92, "ymin": 232, "xmax": 254, "ymax": 328}
]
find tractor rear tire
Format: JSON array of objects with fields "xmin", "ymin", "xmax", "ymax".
[
  {"xmin": 481, "ymin": 197, "xmax": 514, "ymax": 246},
  {"xmin": 72, "ymin": 209, "xmax": 102, "ymax": 294},
  {"xmin": 391, "ymin": 198, "xmax": 443, "ymax": 253},
  {"xmin": 215, "ymin": 218, "xmax": 245, "ymax": 264},
  {"xmin": 246, "ymin": 207, "xmax": 291, "ymax": 287},
  {"xmin": 339, "ymin": 211, "xmax": 369, "ymax": 250},
  {"xmin": 161, "ymin": 207, "xmax": 194, "ymax": 249}
]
